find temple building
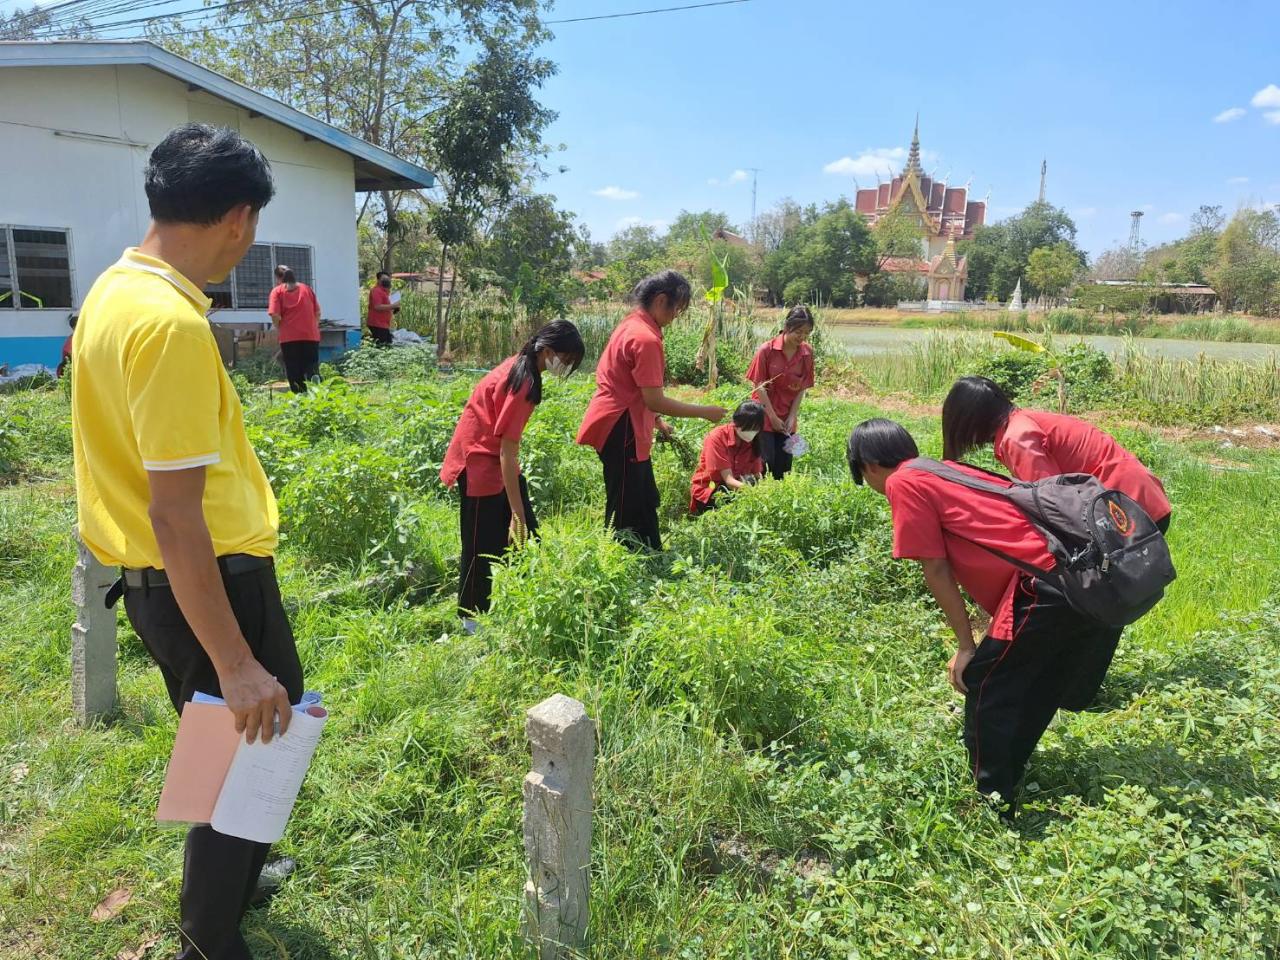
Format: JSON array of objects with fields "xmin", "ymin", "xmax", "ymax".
[{"xmin": 854, "ymin": 120, "xmax": 986, "ymax": 301}]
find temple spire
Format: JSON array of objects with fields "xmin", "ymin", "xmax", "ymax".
[
  {"xmin": 904, "ymin": 115, "xmax": 923, "ymax": 178},
  {"xmin": 1038, "ymin": 158, "xmax": 1047, "ymax": 203}
]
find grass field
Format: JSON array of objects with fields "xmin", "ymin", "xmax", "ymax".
[{"xmin": 1, "ymin": 351, "xmax": 1278, "ymax": 958}]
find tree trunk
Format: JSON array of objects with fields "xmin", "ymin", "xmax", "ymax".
[{"xmin": 435, "ymin": 242, "xmax": 449, "ymax": 359}]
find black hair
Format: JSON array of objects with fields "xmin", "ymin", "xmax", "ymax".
[
  {"xmin": 941, "ymin": 376, "xmax": 1016, "ymax": 461},
  {"xmin": 376, "ymin": 270, "xmax": 391, "ymax": 281},
  {"xmin": 68, "ymin": 313, "xmax": 78, "ymax": 329},
  {"xmin": 144, "ymin": 123, "xmax": 274, "ymax": 226},
  {"xmin": 733, "ymin": 400, "xmax": 766, "ymax": 457},
  {"xmin": 506, "ymin": 320, "xmax": 586, "ymax": 405},
  {"xmin": 275, "ymin": 264, "xmax": 296, "ymax": 285},
  {"xmin": 846, "ymin": 418, "xmax": 920, "ymax": 485},
  {"xmin": 628, "ymin": 270, "xmax": 691, "ymax": 314},
  {"xmin": 783, "ymin": 305, "xmax": 814, "ymax": 334}
]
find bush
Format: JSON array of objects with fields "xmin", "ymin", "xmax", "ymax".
[
  {"xmin": 340, "ymin": 343, "xmax": 439, "ymax": 381},
  {"xmin": 278, "ymin": 443, "xmax": 415, "ymax": 565},
  {"xmin": 662, "ymin": 322, "xmax": 747, "ymax": 386},
  {"xmin": 488, "ymin": 519, "xmax": 650, "ymax": 663},
  {"xmin": 627, "ymin": 575, "xmax": 819, "ymax": 746},
  {"xmin": 258, "ymin": 379, "xmax": 372, "ymax": 446}
]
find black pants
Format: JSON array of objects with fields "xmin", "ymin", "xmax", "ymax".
[
  {"xmin": 599, "ymin": 414, "xmax": 662, "ymax": 551},
  {"xmin": 367, "ymin": 325, "xmax": 392, "ymax": 347},
  {"xmin": 691, "ymin": 492, "xmax": 716, "ymax": 516},
  {"xmin": 124, "ymin": 563, "xmax": 304, "ymax": 960},
  {"xmin": 457, "ymin": 471, "xmax": 538, "ymax": 617},
  {"xmin": 1056, "ymin": 511, "xmax": 1173, "ymax": 711},
  {"xmin": 962, "ymin": 575, "xmax": 1117, "ymax": 808},
  {"xmin": 280, "ymin": 340, "xmax": 319, "ymax": 393},
  {"xmin": 758, "ymin": 430, "xmax": 794, "ymax": 481}
]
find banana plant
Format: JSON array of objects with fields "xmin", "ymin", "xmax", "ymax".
[
  {"xmin": 993, "ymin": 331, "xmax": 1066, "ymax": 412},
  {"xmin": 695, "ymin": 224, "xmax": 730, "ymax": 390}
]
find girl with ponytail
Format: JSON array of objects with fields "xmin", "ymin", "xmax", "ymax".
[{"xmin": 441, "ymin": 320, "xmax": 585, "ymax": 631}]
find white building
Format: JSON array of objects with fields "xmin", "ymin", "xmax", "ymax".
[{"xmin": 0, "ymin": 40, "xmax": 433, "ymax": 370}]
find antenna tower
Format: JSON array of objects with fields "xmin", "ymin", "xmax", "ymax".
[
  {"xmin": 1038, "ymin": 159, "xmax": 1047, "ymax": 203},
  {"xmin": 748, "ymin": 167, "xmax": 761, "ymax": 243},
  {"xmin": 1129, "ymin": 210, "xmax": 1144, "ymax": 250}
]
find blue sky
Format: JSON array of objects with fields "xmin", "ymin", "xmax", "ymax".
[
  {"xmin": 536, "ymin": 0, "xmax": 1280, "ymax": 256},
  {"xmin": 7, "ymin": 0, "xmax": 1278, "ymax": 256}
]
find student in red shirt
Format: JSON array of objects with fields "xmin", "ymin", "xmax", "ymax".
[
  {"xmin": 441, "ymin": 320, "xmax": 585, "ymax": 632},
  {"xmin": 689, "ymin": 401, "xmax": 765, "ymax": 514},
  {"xmin": 577, "ymin": 270, "xmax": 726, "ymax": 550},
  {"xmin": 847, "ymin": 417, "xmax": 1118, "ymax": 816},
  {"xmin": 267, "ymin": 265, "xmax": 321, "ymax": 393},
  {"xmin": 56, "ymin": 313, "xmax": 77, "ymax": 378},
  {"xmin": 941, "ymin": 374, "xmax": 1173, "ymax": 709},
  {"xmin": 747, "ymin": 305, "xmax": 815, "ymax": 480},
  {"xmin": 941, "ymin": 375, "xmax": 1172, "ymax": 530},
  {"xmin": 366, "ymin": 271, "xmax": 396, "ymax": 346}
]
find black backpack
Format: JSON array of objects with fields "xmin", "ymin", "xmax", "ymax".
[{"xmin": 902, "ymin": 458, "xmax": 1176, "ymax": 627}]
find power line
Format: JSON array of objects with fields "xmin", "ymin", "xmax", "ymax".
[
  {"xmin": 545, "ymin": 0, "xmax": 750, "ymax": 25},
  {"xmin": 53, "ymin": 0, "xmax": 751, "ymax": 39}
]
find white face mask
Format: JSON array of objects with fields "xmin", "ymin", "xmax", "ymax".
[
  {"xmin": 736, "ymin": 428, "xmax": 759, "ymax": 442},
  {"xmin": 545, "ymin": 355, "xmax": 571, "ymax": 378}
]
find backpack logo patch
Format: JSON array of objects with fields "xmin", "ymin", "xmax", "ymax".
[{"xmin": 1108, "ymin": 500, "xmax": 1135, "ymax": 537}]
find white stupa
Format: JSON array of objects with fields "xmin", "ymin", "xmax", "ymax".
[{"xmin": 1008, "ymin": 278, "xmax": 1024, "ymax": 311}]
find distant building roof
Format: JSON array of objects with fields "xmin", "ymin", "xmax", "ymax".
[
  {"xmin": 711, "ymin": 227, "xmax": 750, "ymax": 247},
  {"xmin": 0, "ymin": 40, "xmax": 435, "ymax": 191}
]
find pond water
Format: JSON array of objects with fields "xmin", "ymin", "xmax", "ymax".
[{"xmin": 823, "ymin": 325, "xmax": 1280, "ymax": 364}]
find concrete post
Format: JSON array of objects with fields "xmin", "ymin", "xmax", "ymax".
[
  {"xmin": 71, "ymin": 528, "xmax": 117, "ymax": 724},
  {"xmin": 523, "ymin": 694, "xmax": 595, "ymax": 959}
]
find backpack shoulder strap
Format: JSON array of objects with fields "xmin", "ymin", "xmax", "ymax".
[{"xmin": 901, "ymin": 458, "xmax": 1019, "ymax": 499}]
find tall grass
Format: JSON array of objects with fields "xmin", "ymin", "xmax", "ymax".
[{"xmin": 897, "ymin": 308, "xmax": 1280, "ymax": 343}]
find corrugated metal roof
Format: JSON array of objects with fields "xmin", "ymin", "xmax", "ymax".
[{"xmin": 0, "ymin": 40, "xmax": 435, "ymax": 191}]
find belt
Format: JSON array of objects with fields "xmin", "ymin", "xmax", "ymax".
[{"xmin": 117, "ymin": 554, "xmax": 273, "ymax": 593}]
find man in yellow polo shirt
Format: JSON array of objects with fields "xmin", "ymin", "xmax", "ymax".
[{"xmin": 72, "ymin": 123, "xmax": 301, "ymax": 960}]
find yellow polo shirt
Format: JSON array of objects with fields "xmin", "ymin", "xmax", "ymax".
[{"xmin": 72, "ymin": 249, "xmax": 278, "ymax": 569}]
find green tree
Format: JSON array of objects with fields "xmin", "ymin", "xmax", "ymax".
[
  {"xmin": 1026, "ymin": 243, "xmax": 1080, "ymax": 304},
  {"xmin": 152, "ymin": 0, "xmax": 551, "ymax": 276},
  {"xmin": 960, "ymin": 201, "xmax": 1085, "ymax": 300},
  {"xmin": 604, "ymin": 224, "xmax": 664, "ymax": 295},
  {"xmin": 872, "ymin": 205, "xmax": 926, "ymax": 268},
  {"xmin": 760, "ymin": 200, "xmax": 874, "ymax": 306},
  {"xmin": 427, "ymin": 41, "xmax": 556, "ymax": 355},
  {"xmin": 472, "ymin": 193, "xmax": 576, "ymax": 320},
  {"xmin": 1210, "ymin": 207, "xmax": 1280, "ymax": 315}
]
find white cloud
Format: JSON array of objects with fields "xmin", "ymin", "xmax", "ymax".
[
  {"xmin": 1227, "ymin": 176, "xmax": 1250, "ymax": 185},
  {"xmin": 824, "ymin": 147, "xmax": 907, "ymax": 178},
  {"xmin": 1213, "ymin": 106, "xmax": 1246, "ymax": 123},
  {"xmin": 594, "ymin": 185, "xmax": 639, "ymax": 201},
  {"xmin": 708, "ymin": 169, "xmax": 751, "ymax": 187},
  {"xmin": 614, "ymin": 215, "xmax": 667, "ymax": 233},
  {"xmin": 1250, "ymin": 84, "xmax": 1280, "ymax": 108},
  {"xmin": 1265, "ymin": 110, "xmax": 1280, "ymax": 125},
  {"xmin": 1073, "ymin": 207, "xmax": 1098, "ymax": 219},
  {"xmin": 1158, "ymin": 212, "xmax": 1183, "ymax": 225}
]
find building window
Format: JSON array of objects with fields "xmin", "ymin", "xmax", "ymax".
[
  {"xmin": 206, "ymin": 242, "xmax": 315, "ymax": 312},
  {"xmin": 0, "ymin": 226, "xmax": 73, "ymax": 309}
]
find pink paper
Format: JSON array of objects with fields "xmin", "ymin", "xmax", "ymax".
[{"xmin": 156, "ymin": 702, "xmax": 240, "ymax": 825}]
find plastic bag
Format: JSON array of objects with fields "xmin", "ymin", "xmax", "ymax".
[{"xmin": 783, "ymin": 433, "xmax": 809, "ymax": 457}]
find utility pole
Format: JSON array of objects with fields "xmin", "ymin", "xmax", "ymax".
[{"xmin": 748, "ymin": 167, "xmax": 761, "ymax": 244}]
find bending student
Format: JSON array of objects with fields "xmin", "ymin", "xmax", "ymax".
[
  {"xmin": 747, "ymin": 305, "xmax": 815, "ymax": 480},
  {"xmin": 441, "ymin": 320, "xmax": 585, "ymax": 633},
  {"xmin": 941, "ymin": 375, "xmax": 1173, "ymax": 707},
  {"xmin": 268, "ymin": 263, "xmax": 321, "ymax": 393},
  {"xmin": 71, "ymin": 123, "xmax": 301, "ymax": 960},
  {"xmin": 577, "ymin": 270, "xmax": 725, "ymax": 550},
  {"xmin": 689, "ymin": 401, "xmax": 765, "ymax": 515},
  {"xmin": 847, "ymin": 418, "xmax": 1120, "ymax": 819}
]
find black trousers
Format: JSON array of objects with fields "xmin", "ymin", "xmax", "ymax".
[
  {"xmin": 758, "ymin": 430, "xmax": 794, "ymax": 481},
  {"xmin": 1056, "ymin": 511, "xmax": 1173, "ymax": 711},
  {"xmin": 280, "ymin": 340, "xmax": 319, "ymax": 393},
  {"xmin": 124, "ymin": 563, "xmax": 304, "ymax": 960},
  {"xmin": 367, "ymin": 324, "xmax": 392, "ymax": 346},
  {"xmin": 457, "ymin": 470, "xmax": 538, "ymax": 617},
  {"xmin": 962, "ymin": 575, "xmax": 1117, "ymax": 807},
  {"xmin": 599, "ymin": 414, "xmax": 662, "ymax": 551}
]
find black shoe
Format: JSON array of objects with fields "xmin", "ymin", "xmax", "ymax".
[{"xmin": 249, "ymin": 856, "xmax": 296, "ymax": 909}]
